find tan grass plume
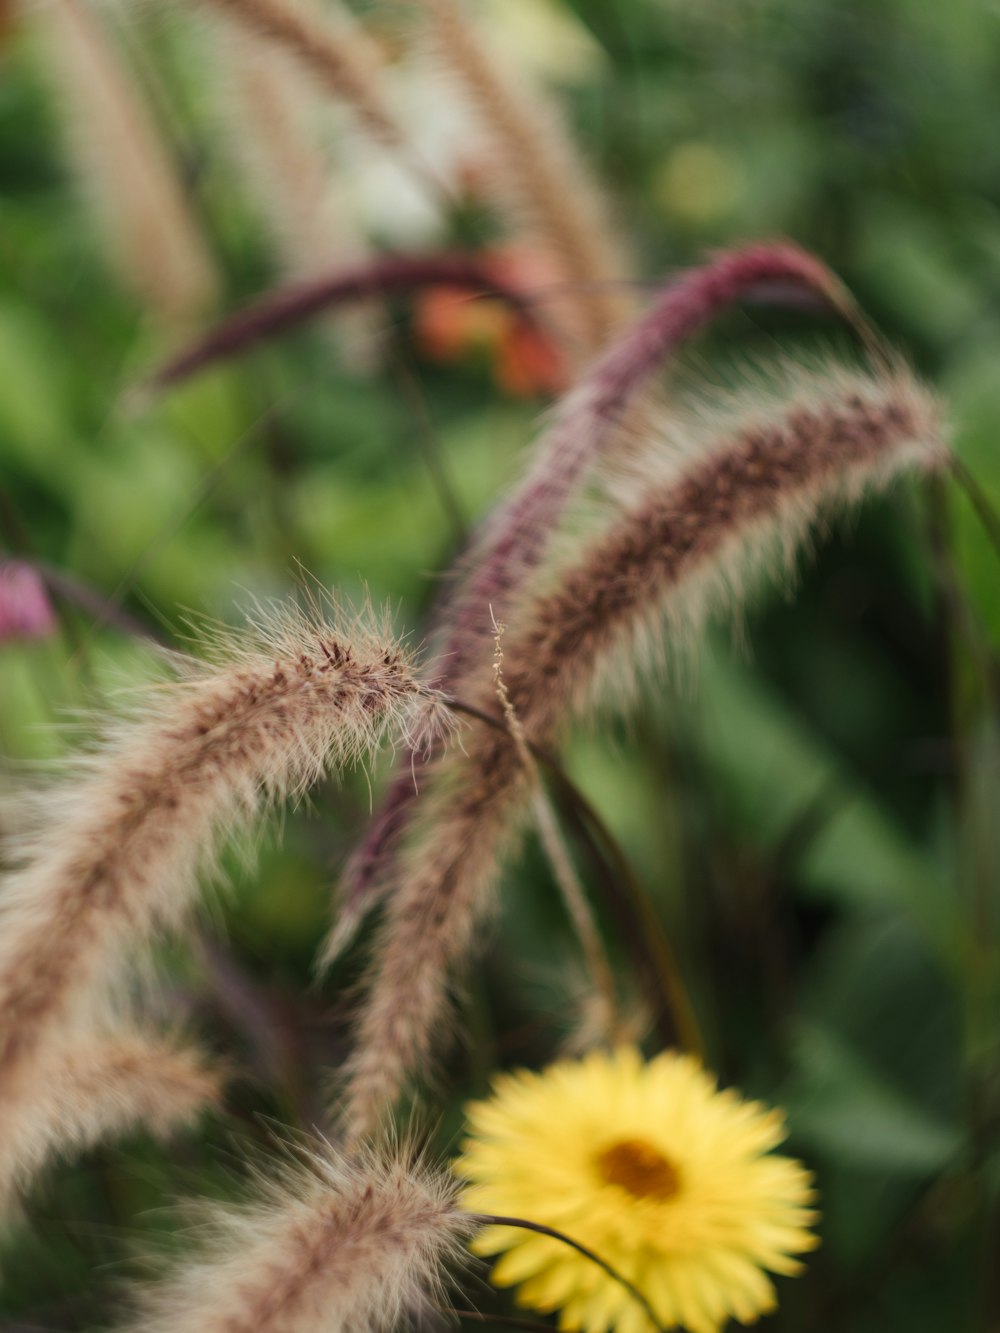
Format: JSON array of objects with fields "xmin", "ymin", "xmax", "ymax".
[
  {"xmin": 0, "ymin": 1027, "xmax": 222, "ymax": 1211},
  {"xmin": 32, "ymin": 0, "xmax": 218, "ymax": 328},
  {"xmin": 339, "ymin": 360, "xmax": 948, "ymax": 1139},
  {"xmin": 188, "ymin": 0, "xmax": 403, "ymax": 150},
  {"xmin": 409, "ymin": 0, "xmax": 631, "ymax": 354},
  {"xmin": 222, "ymin": 30, "xmax": 354, "ymax": 279},
  {"xmin": 0, "ymin": 601, "xmax": 434, "ymax": 1153},
  {"xmin": 116, "ymin": 1140, "xmax": 474, "ymax": 1333},
  {"xmin": 219, "ymin": 19, "xmax": 383, "ymax": 367}
]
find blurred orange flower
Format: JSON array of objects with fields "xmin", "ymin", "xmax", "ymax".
[{"xmin": 413, "ymin": 248, "xmax": 568, "ymax": 398}]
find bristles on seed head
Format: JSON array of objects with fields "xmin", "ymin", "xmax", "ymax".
[
  {"xmin": 215, "ymin": 17, "xmax": 384, "ymax": 370},
  {"xmin": 0, "ymin": 1028, "xmax": 222, "ymax": 1214},
  {"xmin": 0, "ymin": 597, "xmax": 436, "ymax": 1159},
  {"xmin": 190, "ymin": 0, "xmax": 403, "ymax": 147},
  {"xmin": 321, "ymin": 244, "xmax": 860, "ymax": 964},
  {"xmin": 338, "ymin": 358, "xmax": 947, "ymax": 1138},
  {"xmin": 534, "ymin": 357, "xmax": 947, "ymax": 723},
  {"xmin": 409, "ymin": 0, "xmax": 631, "ymax": 355},
  {"xmin": 116, "ymin": 1139, "xmax": 474, "ymax": 1333},
  {"xmin": 33, "ymin": 0, "xmax": 218, "ymax": 327}
]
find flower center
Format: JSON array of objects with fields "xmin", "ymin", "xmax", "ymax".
[{"xmin": 595, "ymin": 1138, "xmax": 681, "ymax": 1201}]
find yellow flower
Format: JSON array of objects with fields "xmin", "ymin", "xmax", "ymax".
[{"xmin": 455, "ymin": 1047, "xmax": 819, "ymax": 1333}]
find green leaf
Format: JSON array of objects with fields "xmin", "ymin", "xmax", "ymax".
[
  {"xmin": 787, "ymin": 1022, "xmax": 964, "ymax": 1175},
  {"xmin": 693, "ymin": 647, "xmax": 960, "ymax": 955}
]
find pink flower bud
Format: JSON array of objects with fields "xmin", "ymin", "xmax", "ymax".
[{"xmin": 0, "ymin": 562, "xmax": 57, "ymax": 644}]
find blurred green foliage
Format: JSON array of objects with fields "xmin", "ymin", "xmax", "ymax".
[{"xmin": 0, "ymin": 0, "xmax": 999, "ymax": 1329}]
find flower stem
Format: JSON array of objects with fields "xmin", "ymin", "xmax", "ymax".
[
  {"xmin": 469, "ymin": 1214, "xmax": 665, "ymax": 1333},
  {"xmin": 437, "ymin": 1306, "xmax": 556, "ymax": 1333}
]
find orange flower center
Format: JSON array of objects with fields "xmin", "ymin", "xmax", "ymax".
[{"xmin": 595, "ymin": 1138, "xmax": 681, "ymax": 1201}]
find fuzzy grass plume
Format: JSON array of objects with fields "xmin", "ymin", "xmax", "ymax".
[
  {"xmin": 338, "ymin": 360, "xmax": 948, "ymax": 1138},
  {"xmin": 327, "ymin": 242, "xmax": 858, "ymax": 965},
  {"xmin": 33, "ymin": 0, "xmax": 218, "ymax": 327},
  {"xmin": 186, "ymin": 0, "xmax": 402, "ymax": 149},
  {"xmin": 0, "ymin": 601, "xmax": 435, "ymax": 1160},
  {"xmin": 435, "ymin": 244, "xmax": 860, "ymax": 689},
  {"xmin": 0, "ymin": 1028, "xmax": 222, "ymax": 1211},
  {"xmin": 116, "ymin": 1140, "xmax": 473, "ymax": 1333},
  {"xmin": 220, "ymin": 24, "xmax": 370, "ymax": 282},
  {"xmin": 408, "ymin": 0, "xmax": 629, "ymax": 354},
  {"xmin": 218, "ymin": 21, "xmax": 383, "ymax": 369}
]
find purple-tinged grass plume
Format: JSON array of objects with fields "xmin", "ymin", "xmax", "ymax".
[
  {"xmin": 0, "ymin": 1028, "xmax": 222, "ymax": 1213},
  {"xmin": 0, "ymin": 601, "xmax": 438, "ymax": 1161},
  {"xmin": 33, "ymin": 0, "xmax": 218, "ymax": 328},
  {"xmin": 115, "ymin": 1140, "xmax": 474, "ymax": 1333},
  {"xmin": 338, "ymin": 359, "xmax": 948, "ymax": 1139},
  {"xmin": 435, "ymin": 243, "xmax": 862, "ymax": 685},
  {"xmin": 324, "ymin": 241, "xmax": 861, "ymax": 965},
  {"xmin": 0, "ymin": 562, "xmax": 56, "ymax": 645},
  {"xmin": 146, "ymin": 252, "xmax": 540, "ymax": 394}
]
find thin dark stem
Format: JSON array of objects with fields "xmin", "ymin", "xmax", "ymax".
[
  {"xmin": 387, "ymin": 344, "xmax": 469, "ymax": 547},
  {"xmin": 924, "ymin": 473, "xmax": 965, "ymax": 784},
  {"xmin": 950, "ymin": 454, "xmax": 1000, "ymax": 570},
  {"xmin": 926, "ymin": 475, "xmax": 1000, "ymax": 708},
  {"xmin": 35, "ymin": 563, "xmax": 169, "ymax": 647},
  {"xmin": 468, "ymin": 1215, "xmax": 665, "ymax": 1333},
  {"xmin": 544, "ymin": 764, "xmax": 704, "ymax": 1060},
  {"xmin": 436, "ymin": 1307, "xmax": 554, "ymax": 1333},
  {"xmin": 440, "ymin": 695, "xmax": 703, "ymax": 1057}
]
